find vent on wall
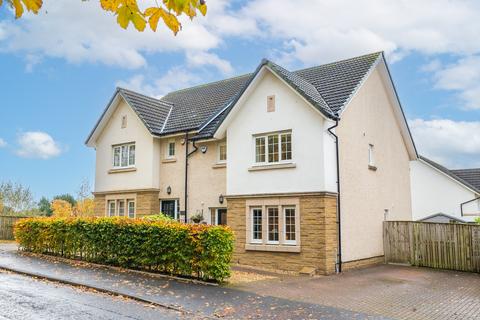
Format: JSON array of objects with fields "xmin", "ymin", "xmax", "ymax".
[
  {"xmin": 267, "ymin": 95, "xmax": 275, "ymax": 112},
  {"xmin": 121, "ymin": 115, "xmax": 127, "ymax": 128}
]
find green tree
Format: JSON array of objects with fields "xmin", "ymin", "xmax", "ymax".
[
  {"xmin": 38, "ymin": 197, "xmax": 53, "ymax": 216},
  {"xmin": 54, "ymin": 194, "xmax": 77, "ymax": 207}
]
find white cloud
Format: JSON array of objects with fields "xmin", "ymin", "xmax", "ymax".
[
  {"xmin": 186, "ymin": 51, "xmax": 233, "ymax": 75},
  {"xmin": 0, "ymin": 0, "xmax": 228, "ymax": 70},
  {"xmin": 16, "ymin": 131, "xmax": 62, "ymax": 159},
  {"xmin": 117, "ymin": 67, "xmax": 201, "ymax": 98},
  {"xmin": 0, "ymin": 138, "xmax": 6, "ymax": 147},
  {"xmin": 236, "ymin": 0, "xmax": 480, "ymax": 66},
  {"xmin": 430, "ymin": 56, "xmax": 480, "ymax": 110},
  {"xmin": 410, "ymin": 118, "xmax": 480, "ymax": 168}
]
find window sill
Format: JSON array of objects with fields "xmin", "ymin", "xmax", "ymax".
[
  {"xmin": 212, "ymin": 163, "xmax": 226, "ymax": 169},
  {"xmin": 108, "ymin": 167, "xmax": 137, "ymax": 174},
  {"xmin": 368, "ymin": 165, "xmax": 378, "ymax": 171},
  {"xmin": 245, "ymin": 244, "xmax": 300, "ymax": 253},
  {"xmin": 248, "ymin": 163, "xmax": 296, "ymax": 172},
  {"xmin": 162, "ymin": 158, "xmax": 177, "ymax": 163}
]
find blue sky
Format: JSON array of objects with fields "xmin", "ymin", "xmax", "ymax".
[{"xmin": 0, "ymin": 0, "xmax": 480, "ymax": 201}]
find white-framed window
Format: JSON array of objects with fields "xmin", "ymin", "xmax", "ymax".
[
  {"xmin": 267, "ymin": 207, "xmax": 279, "ymax": 244},
  {"xmin": 166, "ymin": 141, "xmax": 175, "ymax": 158},
  {"xmin": 118, "ymin": 200, "xmax": 125, "ymax": 217},
  {"xmin": 251, "ymin": 208, "xmax": 263, "ymax": 243},
  {"xmin": 283, "ymin": 207, "xmax": 297, "ymax": 245},
  {"xmin": 218, "ymin": 142, "xmax": 227, "ymax": 163},
  {"xmin": 368, "ymin": 144, "xmax": 375, "ymax": 167},
  {"xmin": 112, "ymin": 143, "xmax": 135, "ymax": 168},
  {"xmin": 127, "ymin": 200, "xmax": 135, "ymax": 218},
  {"xmin": 248, "ymin": 203, "xmax": 299, "ymax": 247},
  {"xmin": 254, "ymin": 131, "xmax": 292, "ymax": 165},
  {"xmin": 108, "ymin": 200, "xmax": 116, "ymax": 217}
]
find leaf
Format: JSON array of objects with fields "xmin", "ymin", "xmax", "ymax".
[
  {"xmin": 145, "ymin": 6, "xmax": 181, "ymax": 34},
  {"xmin": 12, "ymin": 0, "xmax": 24, "ymax": 18},
  {"xmin": 199, "ymin": 4, "xmax": 207, "ymax": 16},
  {"xmin": 100, "ymin": 0, "xmax": 121, "ymax": 12},
  {"xmin": 21, "ymin": 0, "xmax": 42, "ymax": 14},
  {"xmin": 116, "ymin": 2, "xmax": 146, "ymax": 31}
]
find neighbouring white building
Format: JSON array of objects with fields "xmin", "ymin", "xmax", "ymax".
[{"xmin": 410, "ymin": 156, "xmax": 480, "ymax": 223}]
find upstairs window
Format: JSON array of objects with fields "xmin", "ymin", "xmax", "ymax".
[
  {"xmin": 113, "ymin": 143, "xmax": 135, "ymax": 168},
  {"xmin": 254, "ymin": 132, "xmax": 292, "ymax": 165},
  {"xmin": 218, "ymin": 142, "xmax": 227, "ymax": 163},
  {"xmin": 167, "ymin": 141, "xmax": 176, "ymax": 158},
  {"xmin": 368, "ymin": 144, "xmax": 377, "ymax": 171}
]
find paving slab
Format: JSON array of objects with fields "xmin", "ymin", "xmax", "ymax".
[{"xmin": 0, "ymin": 244, "xmax": 385, "ymax": 319}]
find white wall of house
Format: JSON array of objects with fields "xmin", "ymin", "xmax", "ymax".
[
  {"xmin": 225, "ymin": 69, "xmax": 337, "ymax": 196},
  {"xmin": 410, "ymin": 160, "xmax": 480, "ymax": 222},
  {"xmin": 94, "ymin": 99, "xmax": 160, "ymax": 192},
  {"xmin": 337, "ymin": 65, "xmax": 414, "ymax": 263}
]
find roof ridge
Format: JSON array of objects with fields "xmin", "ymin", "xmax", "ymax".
[
  {"xmin": 162, "ymin": 73, "xmax": 252, "ymax": 96},
  {"xmin": 117, "ymin": 87, "xmax": 174, "ymax": 107},
  {"xmin": 161, "ymin": 52, "xmax": 382, "ymax": 98},
  {"xmin": 294, "ymin": 51, "xmax": 383, "ymax": 73}
]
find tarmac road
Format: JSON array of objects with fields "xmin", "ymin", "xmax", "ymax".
[{"xmin": 0, "ymin": 270, "xmax": 187, "ymax": 320}]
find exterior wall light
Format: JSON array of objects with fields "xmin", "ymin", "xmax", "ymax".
[
  {"xmin": 167, "ymin": 186, "xmax": 172, "ymax": 195},
  {"xmin": 201, "ymin": 146, "xmax": 208, "ymax": 153},
  {"xmin": 219, "ymin": 194, "xmax": 224, "ymax": 204}
]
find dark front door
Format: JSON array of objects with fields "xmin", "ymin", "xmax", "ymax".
[
  {"xmin": 161, "ymin": 200, "xmax": 176, "ymax": 219},
  {"xmin": 217, "ymin": 208, "xmax": 227, "ymax": 225}
]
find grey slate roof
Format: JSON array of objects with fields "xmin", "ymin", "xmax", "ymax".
[
  {"xmin": 451, "ymin": 168, "xmax": 480, "ymax": 191},
  {"xmin": 417, "ymin": 213, "xmax": 467, "ymax": 224},
  {"xmin": 90, "ymin": 52, "xmax": 382, "ymax": 143},
  {"xmin": 118, "ymin": 88, "xmax": 172, "ymax": 135},
  {"xmin": 420, "ymin": 156, "xmax": 480, "ymax": 193}
]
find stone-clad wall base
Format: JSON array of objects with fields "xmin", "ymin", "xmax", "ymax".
[
  {"xmin": 227, "ymin": 193, "xmax": 338, "ymax": 275},
  {"xmin": 342, "ymin": 256, "xmax": 384, "ymax": 271},
  {"xmin": 94, "ymin": 194, "xmax": 106, "ymax": 217},
  {"xmin": 93, "ymin": 190, "xmax": 159, "ymax": 218}
]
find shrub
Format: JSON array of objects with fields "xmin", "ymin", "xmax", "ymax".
[
  {"xmin": 142, "ymin": 213, "xmax": 175, "ymax": 223},
  {"xmin": 14, "ymin": 217, "xmax": 235, "ymax": 282}
]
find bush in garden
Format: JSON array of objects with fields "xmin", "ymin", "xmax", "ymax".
[
  {"xmin": 14, "ymin": 217, "xmax": 235, "ymax": 282},
  {"xmin": 142, "ymin": 213, "xmax": 175, "ymax": 223}
]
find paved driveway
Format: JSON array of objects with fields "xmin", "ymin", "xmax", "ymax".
[{"xmin": 232, "ymin": 264, "xmax": 480, "ymax": 320}]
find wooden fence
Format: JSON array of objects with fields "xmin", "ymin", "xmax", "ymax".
[
  {"xmin": 384, "ymin": 221, "xmax": 480, "ymax": 272},
  {"xmin": 0, "ymin": 215, "xmax": 27, "ymax": 240}
]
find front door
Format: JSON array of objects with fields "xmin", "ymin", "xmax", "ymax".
[
  {"xmin": 216, "ymin": 208, "xmax": 227, "ymax": 225},
  {"xmin": 161, "ymin": 200, "xmax": 177, "ymax": 219}
]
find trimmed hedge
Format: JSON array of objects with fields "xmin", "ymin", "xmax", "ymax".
[{"xmin": 14, "ymin": 217, "xmax": 235, "ymax": 282}]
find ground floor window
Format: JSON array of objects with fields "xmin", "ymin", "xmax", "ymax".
[
  {"xmin": 248, "ymin": 202, "xmax": 299, "ymax": 246},
  {"xmin": 106, "ymin": 198, "xmax": 135, "ymax": 218},
  {"xmin": 128, "ymin": 200, "xmax": 135, "ymax": 218},
  {"xmin": 161, "ymin": 199, "xmax": 179, "ymax": 220}
]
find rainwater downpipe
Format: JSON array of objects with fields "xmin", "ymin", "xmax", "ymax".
[
  {"xmin": 328, "ymin": 120, "xmax": 342, "ymax": 273},
  {"xmin": 184, "ymin": 132, "xmax": 198, "ymax": 223}
]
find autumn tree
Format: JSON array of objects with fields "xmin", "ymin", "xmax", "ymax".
[
  {"xmin": 1, "ymin": 0, "xmax": 207, "ymax": 35},
  {"xmin": 51, "ymin": 199, "xmax": 73, "ymax": 217}
]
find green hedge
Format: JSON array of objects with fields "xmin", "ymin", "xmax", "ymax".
[{"xmin": 14, "ymin": 217, "xmax": 235, "ymax": 282}]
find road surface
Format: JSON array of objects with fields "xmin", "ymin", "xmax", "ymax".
[{"xmin": 0, "ymin": 270, "xmax": 188, "ymax": 320}]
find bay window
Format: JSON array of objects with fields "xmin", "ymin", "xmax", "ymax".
[
  {"xmin": 254, "ymin": 131, "xmax": 292, "ymax": 165},
  {"xmin": 112, "ymin": 143, "xmax": 135, "ymax": 168}
]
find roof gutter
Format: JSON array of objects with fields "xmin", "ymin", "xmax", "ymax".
[
  {"xmin": 460, "ymin": 197, "xmax": 480, "ymax": 217},
  {"xmin": 327, "ymin": 120, "xmax": 342, "ymax": 273}
]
